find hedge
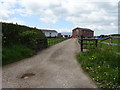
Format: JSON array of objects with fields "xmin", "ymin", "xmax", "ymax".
[
  {"xmin": 2, "ymin": 22, "xmax": 48, "ymax": 65},
  {"xmin": 2, "ymin": 22, "xmax": 48, "ymax": 51}
]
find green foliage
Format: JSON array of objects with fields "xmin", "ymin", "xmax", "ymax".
[
  {"xmin": 2, "ymin": 22, "xmax": 47, "ymax": 65},
  {"xmin": 77, "ymin": 47, "xmax": 120, "ymax": 88},
  {"xmin": 2, "ymin": 23, "xmax": 47, "ymax": 50},
  {"xmin": 2, "ymin": 44, "xmax": 35, "ymax": 65}
]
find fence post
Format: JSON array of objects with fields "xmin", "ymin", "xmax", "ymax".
[
  {"xmin": 95, "ymin": 39, "xmax": 98, "ymax": 47},
  {"xmin": 46, "ymin": 38, "xmax": 48, "ymax": 48},
  {"xmin": 81, "ymin": 36, "xmax": 83, "ymax": 52},
  {"xmin": 110, "ymin": 37, "xmax": 112, "ymax": 45}
]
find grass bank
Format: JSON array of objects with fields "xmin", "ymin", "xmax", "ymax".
[
  {"xmin": 77, "ymin": 47, "xmax": 120, "ymax": 88},
  {"xmin": 2, "ymin": 45, "xmax": 35, "ymax": 66}
]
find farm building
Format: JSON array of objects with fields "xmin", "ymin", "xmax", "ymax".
[
  {"xmin": 72, "ymin": 27, "xmax": 94, "ymax": 38},
  {"xmin": 41, "ymin": 29, "xmax": 58, "ymax": 37}
]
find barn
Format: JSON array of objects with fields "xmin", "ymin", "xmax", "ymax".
[
  {"xmin": 41, "ymin": 29, "xmax": 58, "ymax": 37},
  {"xmin": 72, "ymin": 27, "xmax": 94, "ymax": 38}
]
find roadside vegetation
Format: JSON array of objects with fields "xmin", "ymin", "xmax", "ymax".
[
  {"xmin": 77, "ymin": 40, "xmax": 120, "ymax": 88},
  {"xmin": 2, "ymin": 44, "xmax": 35, "ymax": 65},
  {"xmin": 2, "ymin": 22, "xmax": 47, "ymax": 66},
  {"xmin": 2, "ymin": 23, "xmax": 67, "ymax": 66}
]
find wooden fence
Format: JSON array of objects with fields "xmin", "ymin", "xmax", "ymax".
[
  {"xmin": 35, "ymin": 38, "xmax": 68, "ymax": 51},
  {"xmin": 36, "ymin": 38, "xmax": 68, "ymax": 48},
  {"xmin": 78, "ymin": 36, "xmax": 98, "ymax": 52},
  {"xmin": 98, "ymin": 36, "xmax": 120, "ymax": 55},
  {"xmin": 100, "ymin": 36, "xmax": 120, "ymax": 46}
]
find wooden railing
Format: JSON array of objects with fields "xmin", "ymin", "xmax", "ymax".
[
  {"xmin": 78, "ymin": 36, "xmax": 98, "ymax": 52},
  {"xmin": 100, "ymin": 36, "xmax": 120, "ymax": 46}
]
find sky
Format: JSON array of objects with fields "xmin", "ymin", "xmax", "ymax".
[{"xmin": 0, "ymin": 0, "xmax": 119, "ymax": 36}]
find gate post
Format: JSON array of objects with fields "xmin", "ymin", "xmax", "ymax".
[
  {"xmin": 81, "ymin": 36, "xmax": 83, "ymax": 52},
  {"xmin": 95, "ymin": 39, "xmax": 98, "ymax": 47}
]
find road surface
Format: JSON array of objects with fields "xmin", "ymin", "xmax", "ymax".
[{"xmin": 2, "ymin": 38, "xmax": 97, "ymax": 88}]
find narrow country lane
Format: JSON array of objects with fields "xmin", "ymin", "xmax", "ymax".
[{"xmin": 2, "ymin": 38, "xmax": 97, "ymax": 88}]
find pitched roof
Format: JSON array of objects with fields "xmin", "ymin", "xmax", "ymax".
[
  {"xmin": 41, "ymin": 29, "xmax": 58, "ymax": 33},
  {"xmin": 73, "ymin": 27, "xmax": 94, "ymax": 32}
]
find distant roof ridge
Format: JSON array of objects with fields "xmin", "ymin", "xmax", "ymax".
[
  {"xmin": 76, "ymin": 27, "xmax": 90, "ymax": 29},
  {"xmin": 73, "ymin": 27, "xmax": 93, "ymax": 31},
  {"xmin": 41, "ymin": 29, "xmax": 57, "ymax": 32}
]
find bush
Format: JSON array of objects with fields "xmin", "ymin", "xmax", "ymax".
[
  {"xmin": 2, "ymin": 22, "xmax": 48, "ymax": 65},
  {"xmin": 2, "ymin": 23, "xmax": 47, "ymax": 50}
]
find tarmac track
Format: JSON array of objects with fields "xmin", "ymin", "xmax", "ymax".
[{"xmin": 2, "ymin": 38, "xmax": 97, "ymax": 88}]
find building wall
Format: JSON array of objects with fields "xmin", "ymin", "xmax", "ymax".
[
  {"xmin": 72, "ymin": 28, "xmax": 94, "ymax": 38},
  {"xmin": 82, "ymin": 30, "xmax": 93, "ymax": 37},
  {"xmin": 72, "ymin": 30, "xmax": 76, "ymax": 38},
  {"xmin": 43, "ymin": 31, "xmax": 58, "ymax": 37}
]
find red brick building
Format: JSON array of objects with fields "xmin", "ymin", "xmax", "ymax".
[{"xmin": 72, "ymin": 27, "xmax": 94, "ymax": 38}]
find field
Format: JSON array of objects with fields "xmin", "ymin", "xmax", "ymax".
[
  {"xmin": 47, "ymin": 38, "xmax": 67, "ymax": 46},
  {"xmin": 98, "ymin": 39, "xmax": 120, "ymax": 53},
  {"xmin": 103, "ymin": 38, "xmax": 120, "ymax": 44}
]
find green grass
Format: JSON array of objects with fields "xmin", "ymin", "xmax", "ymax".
[
  {"xmin": 2, "ymin": 38, "xmax": 67, "ymax": 66},
  {"xmin": 2, "ymin": 45, "xmax": 35, "ymax": 66},
  {"xmin": 98, "ymin": 41, "xmax": 120, "ymax": 52},
  {"xmin": 100, "ymin": 44, "xmax": 120, "ymax": 52},
  {"xmin": 79, "ymin": 40, "xmax": 98, "ymax": 49},
  {"xmin": 47, "ymin": 38, "xmax": 67, "ymax": 46},
  {"xmin": 103, "ymin": 39, "xmax": 120, "ymax": 44},
  {"xmin": 77, "ymin": 47, "xmax": 120, "ymax": 88}
]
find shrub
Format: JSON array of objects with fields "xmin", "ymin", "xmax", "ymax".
[
  {"xmin": 2, "ymin": 22, "xmax": 47, "ymax": 50},
  {"xmin": 2, "ymin": 22, "xmax": 48, "ymax": 65}
]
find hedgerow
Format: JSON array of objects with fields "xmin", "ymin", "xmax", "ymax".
[{"xmin": 2, "ymin": 22, "xmax": 47, "ymax": 65}]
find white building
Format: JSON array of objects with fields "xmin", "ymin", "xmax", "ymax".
[{"xmin": 41, "ymin": 29, "xmax": 58, "ymax": 37}]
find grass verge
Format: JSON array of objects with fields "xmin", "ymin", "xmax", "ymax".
[
  {"xmin": 2, "ymin": 38, "xmax": 67, "ymax": 66},
  {"xmin": 2, "ymin": 44, "xmax": 35, "ymax": 66},
  {"xmin": 77, "ymin": 47, "xmax": 120, "ymax": 88}
]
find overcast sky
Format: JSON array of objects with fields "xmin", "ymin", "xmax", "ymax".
[{"xmin": 0, "ymin": 0, "xmax": 119, "ymax": 36}]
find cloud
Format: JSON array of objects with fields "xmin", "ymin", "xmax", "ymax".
[
  {"xmin": 0, "ymin": 0, "xmax": 119, "ymax": 35},
  {"xmin": 0, "ymin": 17, "xmax": 25, "ymax": 25},
  {"xmin": 17, "ymin": 0, "xmax": 118, "ymax": 24},
  {"xmin": 40, "ymin": 17, "xmax": 57, "ymax": 24},
  {"xmin": 0, "ymin": 0, "xmax": 17, "ymax": 20}
]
